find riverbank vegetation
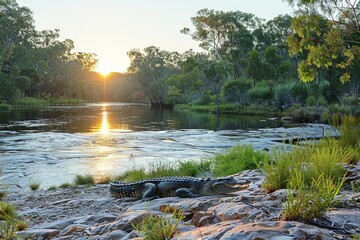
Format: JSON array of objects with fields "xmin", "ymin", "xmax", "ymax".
[{"xmin": 1, "ymin": 0, "xmax": 359, "ymax": 119}]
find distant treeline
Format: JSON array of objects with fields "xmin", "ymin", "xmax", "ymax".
[{"xmin": 1, "ymin": 0, "xmax": 359, "ymax": 113}]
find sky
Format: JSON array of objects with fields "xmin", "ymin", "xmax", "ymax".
[{"xmin": 16, "ymin": 0, "xmax": 294, "ymax": 74}]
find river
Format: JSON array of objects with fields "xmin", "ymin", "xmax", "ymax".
[{"xmin": 0, "ymin": 102, "xmax": 308, "ymax": 191}]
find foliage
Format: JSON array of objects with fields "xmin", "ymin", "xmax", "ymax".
[
  {"xmin": 0, "ymin": 201, "xmax": 23, "ymax": 239},
  {"xmin": 212, "ymin": 145, "xmax": 269, "ymax": 177},
  {"xmin": 181, "ymin": 9, "xmax": 261, "ymax": 78},
  {"xmin": 285, "ymin": 105, "xmax": 320, "ymax": 122},
  {"xmin": 74, "ymin": 174, "xmax": 95, "ymax": 186},
  {"xmin": 0, "ymin": 103, "xmax": 12, "ymax": 111},
  {"xmin": 286, "ymin": 0, "xmax": 360, "ymax": 84},
  {"xmin": 132, "ymin": 208, "xmax": 184, "ymax": 240},
  {"xmin": 222, "ymin": 78, "xmax": 252, "ymax": 104}
]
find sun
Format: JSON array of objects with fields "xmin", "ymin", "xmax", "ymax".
[
  {"xmin": 96, "ymin": 66, "xmax": 112, "ymax": 77},
  {"xmin": 96, "ymin": 60, "xmax": 115, "ymax": 76}
]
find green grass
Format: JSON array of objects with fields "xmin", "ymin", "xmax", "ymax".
[
  {"xmin": 114, "ymin": 159, "xmax": 213, "ymax": 182},
  {"xmin": 59, "ymin": 182, "xmax": 76, "ymax": 189},
  {"xmin": 47, "ymin": 186, "xmax": 57, "ymax": 191},
  {"xmin": 74, "ymin": 174, "xmax": 95, "ymax": 186},
  {"xmin": 29, "ymin": 182, "xmax": 40, "ymax": 191},
  {"xmin": 261, "ymin": 139, "xmax": 349, "ymax": 193},
  {"xmin": 283, "ymin": 173, "xmax": 345, "ymax": 222},
  {"xmin": 49, "ymin": 98, "xmax": 87, "ymax": 106},
  {"xmin": 175, "ymin": 104, "xmax": 273, "ymax": 115},
  {"xmin": 132, "ymin": 207, "xmax": 184, "ymax": 240},
  {"xmin": 212, "ymin": 145, "xmax": 269, "ymax": 177},
  {"xmin": 14, "ymin": 97, "xmax": 48, "ymax": 108}
]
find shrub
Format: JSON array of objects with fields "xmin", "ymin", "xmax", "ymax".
[
  {"xmin": 213, "ymin": 145, "xmax": 269, "ymax": 177},
  {"xmin": 286, "ymin": 106, "xmax": 319, "ymax": 123},
  {"xmin": 132, "ymin": 208, "xmax": 184, "ymax": 240},
  {"xmin": 74, "ymin": 174, "xmax": 95, "ymax": 186}
]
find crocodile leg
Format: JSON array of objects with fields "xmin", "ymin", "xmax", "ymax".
[
  {"xmin": 175, "ymin": 188, "xmax": 200, "ymax": 198},
  {"xmin": 142, "ymin": 183, "xmax": 158, "ymax": 200}
]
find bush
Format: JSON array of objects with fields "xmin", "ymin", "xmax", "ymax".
[
  {"xmin": 196, "ymin": 90, "xmax": 213, "ymax": 105},
  {"xmin": 249, "ymin": 85, "xmax": 272, "ymax": 102},
  {"xmin": 222, "ymin": 78, "xmax": 252, "ymax": 104},
  {"xmin": 286, "ymin": 106, "xmax": 320, "ymax": 123}
]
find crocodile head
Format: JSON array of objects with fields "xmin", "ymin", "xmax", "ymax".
[{"xmin": 211, "ymin": 177, "xmax": 250, "ymax": 194}]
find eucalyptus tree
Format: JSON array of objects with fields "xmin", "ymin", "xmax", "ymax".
[
  {"xmin": 0, "ymin": 0, "xmax": 35, "ymax": 100},
  {"xmin": 182, "ymin": 9, "xmax": 262, "ymax": 78},
  {"xmin": 127, "ymin": 46, "xmax": 181, "ymax": 107}
]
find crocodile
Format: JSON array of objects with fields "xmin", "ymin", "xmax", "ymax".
[{"xmin": 110, "ymin": 176, "xmax": 250, "ymax": 200}]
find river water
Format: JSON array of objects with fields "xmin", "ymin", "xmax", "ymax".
[{"xmin": 0, "ymin": 103, "xmax": 287, "ymax": 190}]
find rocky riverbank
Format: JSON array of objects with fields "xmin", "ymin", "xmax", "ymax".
[{"xmin": 6, "ymin": 164, "xmax": 360, "ymax": 240}]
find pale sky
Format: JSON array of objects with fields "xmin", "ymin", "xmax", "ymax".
[{"xmin": 17, "ymin": 0, "xmax": 293, "ymax": 74}]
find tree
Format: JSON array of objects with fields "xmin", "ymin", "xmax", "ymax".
[
  {"xmin": 0, "ymin": 0, "xmax": 34, "ymax": 72},
  {"xmin": 286, "ymin": 0, "xmax": 360, "ymax": 83},
  {"xmin": 182, "ymin": 9, "xmax": 262, "ymax": 79},
  {"xmin": 166, "ymin": 56, "xmax": 203, "ymax": 104},
  {"xmin": 247, "ymin": 45, "xmax": 290, "ymax": 111},
  {"xmin": 203, "ymin": 60, "xmax": 231, "ymax": 115},
  {"xmin": 128, "ymin": 46, "xmax": 181, "ymax": 108}
]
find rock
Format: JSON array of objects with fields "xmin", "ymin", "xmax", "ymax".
[
  {"xmin": 92, "ymin": 210, "xmax": 150, "ymax": 235},
  {"xmin": 17, "ymin": 228, "xmax": 60, "ymax": 239},
  {"xmin": 191, "ymin": 211, "xmax": 216, "ymax": 226},
  {"xmin": 174, "ymin": 221, "xmax": 337, "ymax": 240},
  {"xmin": 221, "ymin": 221, "xmax": 337, "ymax": 240},
  {"xmin": 35, "ymin": 218, "xmax": 82, "ymax": 230},
  {"xmin": 60, "ymin": 224, "xmax": 89, "ymax": 235},
  {"xmin": 99, "ymin": 229, "xmax": 127, "ymax": 240}
]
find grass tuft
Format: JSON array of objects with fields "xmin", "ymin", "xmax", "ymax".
[
  {"xmin": 132, "ymin": 207, "xmax": 184, "ymax": 240},
  {"xmin": 29, "ymin": 182, "xmax": 40, "ymax": 191},
  {"xmin": 74, "ymin": 174, "xmax": 95, "ymax": 186}
]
